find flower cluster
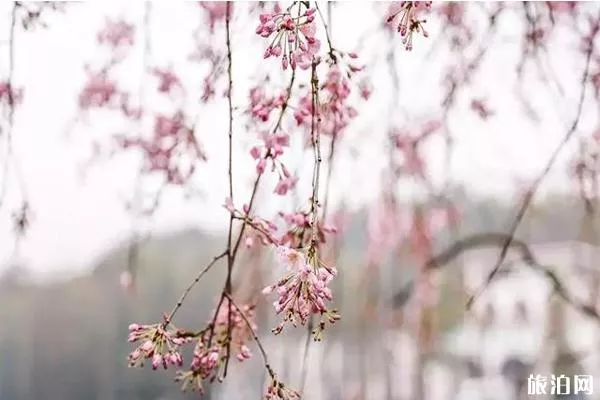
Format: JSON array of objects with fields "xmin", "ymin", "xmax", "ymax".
[
  {"xmin": 262, "ymin": 246, "xmax": 339, "ymax": 340},
  {"xmin": 129, "ymin": 299, "xmax": 256, "ymax": 394},
  {"xmin": 257, "ymin": 5, "xmax": 320, "ymax": 70},
  {"xmin": 294, "ymin": 64, "xmax": 359, "ymax": 138},
  {"xmin": 386, "ymin": 1, "xmax": 432, "ymax": 51},
  {"xmin": 248, "ymin": 86, "xmax": 289, "ymax": 123},
  {"xmin": 278, "ymin": 210, "xmax": 337, "ymax": 248},
  {"xmin": 175, "ymin": 298, "xmax": 256, "ymax": 393},
  {"xmin": 248, "ymin": 131, "xmax": 299, "ymax": 196},
  {"xmin": 127, "ymin": 323, "xmax": 188, "ymax": 370},
  {"xmin": 116, "ymin": 111, "xmax": 206, "ymax": 185},
  {"xmin": 78, "ymin": 20, "xmax": 137, "ymax": 113}
]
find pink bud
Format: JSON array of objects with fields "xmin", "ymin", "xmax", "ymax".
[
  {"xmin": 271, "ymin": 44, "xmax": 282, "ymax": 56},
  {"xmin": 250, "ymin": 146, "xmax": 262, "ymax": 159},
  {"xmin": 245, "ymin": 236, "xmax": 254, "ymax": 248},
  {"xmin": 259, "ymin": 13, "xmax": 271, "ymax": 24},
  {"xmin": 224, "ymin": 197, "xmax": 235, "ymax": 213},
  {"xmin": 282, "ymin": 55, "xmax": 288, "ymax": 70},
  {"xmin": 141, "ymin": 340, "xmax": 154, "ymax": 353},
  {"xmin": 151, "ymin": 354, "xmax": 162, "ymax": 370},
  {"xmin": 208, "ymin": 351, "xmax": 219, "ymax": 363},
  {"xmin": 256, "ymin": 158, "xmax": 266, "ymax": 174}
]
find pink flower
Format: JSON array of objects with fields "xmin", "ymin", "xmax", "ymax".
[
  {"xmin": 274, "ymin": 176, "xmax": 298, "ymax": 195},
  {"xmin": 250, "ymin": 146, "xmax": 262, "ymax": 159}
]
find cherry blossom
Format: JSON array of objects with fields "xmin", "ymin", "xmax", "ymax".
[
  {"xmin": 262, "ymin": 246, "xmax": 340, "ymax": 340},
  {"xmin": 256, "ymin": 5, "xmax": 320, "ymax": 70},
  {"xmin": 386, "ymin": 1, "xmax": 432, "ymax": 50}
]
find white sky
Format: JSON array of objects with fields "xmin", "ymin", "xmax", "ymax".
[{"xmin": 0, "ymin": 2, "xmax": 597, "ymax": 279}]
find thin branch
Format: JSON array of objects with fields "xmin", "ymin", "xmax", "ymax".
[
  {"xmin": 223, "ymin": 293, "xmax": 276, "ymax": 379},
  {"xmin": 315, "ymin": 2, "xmax": 335, "ymax": 61},
  {"xmin": 163, "ymin": 250, "xmax": 227, "ymax": 326},
  {"xmin": 0, "ymin": 4, "xmax": 18, "ymax": 210},
  {"xmin": 224, "ymin": 2, "xmax": 235, "ymax": 378},
  {"xmin": 230, "ymin": 71, "xmax": 296, "ymax": 262},
  {"xmin": 466, "ymin": 17, "xmax": 598, "ymax": 309},
  {"xmin": 299, "ymin": 59, "xmax": 322, "ymax": 396}
]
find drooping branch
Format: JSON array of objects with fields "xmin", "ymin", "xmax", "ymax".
[
  {"xmin": 467, "ymin": 11, "xmax": 600, "ymax": 309},
  {"xmin": 391, "ymin": 232, "xmax": 600, "ymax": 324}
]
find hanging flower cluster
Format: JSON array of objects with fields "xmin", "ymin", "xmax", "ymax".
[
  {"xmin": 262, "ymin": 246, "xmax": 340, "ymax": 340},
  {"xmin": 128, "ymin": 298, "xmax": 256, "ymax": 395},
  {"xmin": 256, "ymin": 4, "xmax": 321, "ymax": 70},
  {"xmin": 386, "ymin": 1, "xmax": 432, "ymax": 50}
]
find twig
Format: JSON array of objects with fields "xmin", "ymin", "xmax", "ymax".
[
  {"xmin": 315, "ymin": 2, "xmax": 335, "ymax": 61},
  {"xmin": 163, "ymin": 250, "xmax": 227, "ymax": 326},
  {"xmin": 223, "ymin": 293, "xmax": 276, "ymax": 379},
  {"xmin": 224, "ymin": 2, "xmax": 235, "ymax": 378},
  {"xmin": 0, "ymin": 4, "xmax": 18, "ymax": 210},
  {"xmin": 229, "ymin": 71, "xmax": 296, "ymax": 263},
  {"xmin": 299, "ymin": 59, "xmax": 322, "ymax": 396}
]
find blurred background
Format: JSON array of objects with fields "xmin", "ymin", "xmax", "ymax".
[{"xmin": 1, "ymin": 1, "xmax": 600, "ymax": 399}]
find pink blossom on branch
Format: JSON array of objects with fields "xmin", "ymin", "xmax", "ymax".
[
  {"xmin": 129, "ymin": 299, "xmax": 257, "ymax": 394},
  {"xmin": 115, "ymin": 112, "xmax": 207, "ymax": 185},
  {"xmin": 127, "ymin": 323, "xmax": 189, "ymax": 370},
  {"xmin": 262, "ymin": 246, "xmax": 340, "ymax": 340},
  {"xmin": 386, "ymin": 1, "xmax": 432, "ymax": 51},
  {"xmin": 256, "ymin": 5, "xmax": 320, "ymax": 70},
  {"xmin": 174, "ymin": 298, "xmax": 257, "ymax": 393}
]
